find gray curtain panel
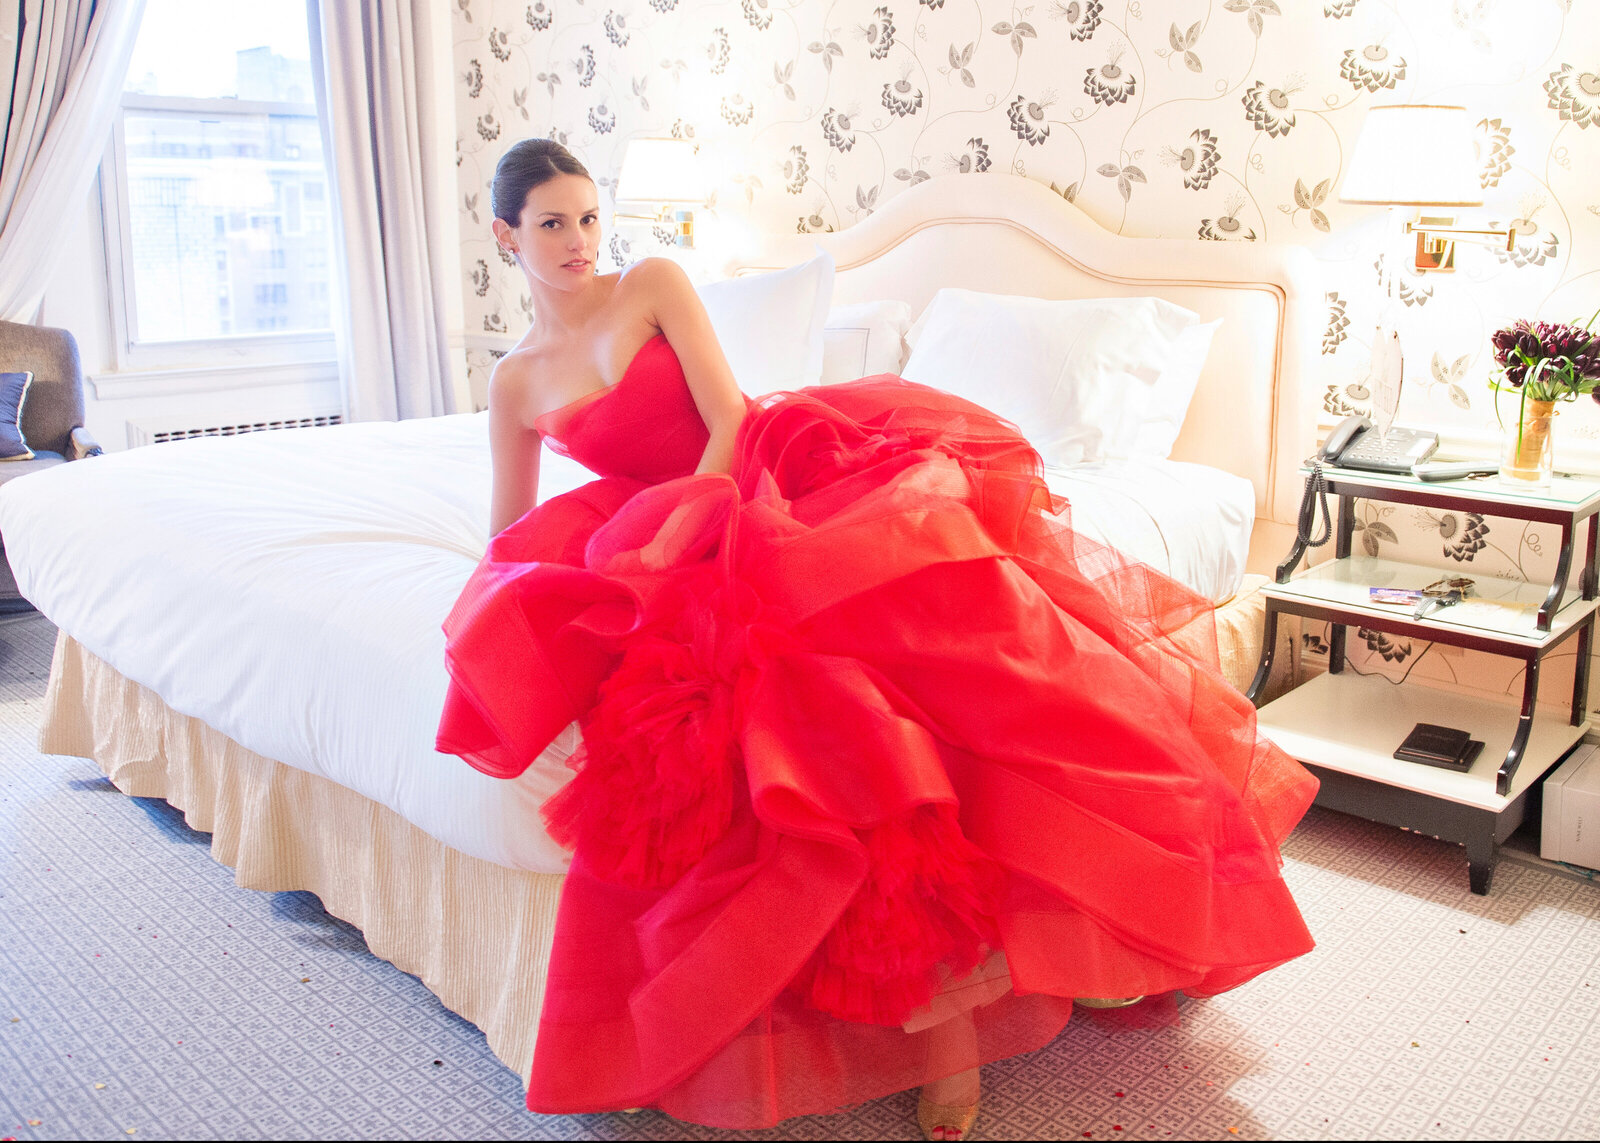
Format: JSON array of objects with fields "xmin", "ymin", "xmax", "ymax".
[
  {"xmin": 307, "ymin": 0, "xmax": 455, "ymax": 422},
  {"xmin": 0, "ymin": 0, "xmax": 147, "ymax": 321}
]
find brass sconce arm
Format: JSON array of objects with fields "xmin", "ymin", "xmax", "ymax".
[
  {"xmin": 1403, "ymin": 219, "xmax": 1519, "ymax": 252},
  {"xmin": 1403, "ymin": 213, "xmax": 1519, "ymax": 272}
]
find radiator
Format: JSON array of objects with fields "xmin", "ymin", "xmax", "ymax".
[{"xmin": 126, "ymin": 413, "xmax": 343, "ymax": 449}]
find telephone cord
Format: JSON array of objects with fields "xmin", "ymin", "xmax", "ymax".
[{"xmin": 1297, "ymin": 461, "xmax": 1334, "ymax": 549}]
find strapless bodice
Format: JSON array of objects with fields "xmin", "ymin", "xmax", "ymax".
[{"xmin": 534, "ymin": 334, "xmax": 711, "ymax": 484}]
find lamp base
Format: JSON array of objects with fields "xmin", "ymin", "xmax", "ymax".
[{"xmin": 613, "ymin": 206, "xmax": 695, "ymax": 248}]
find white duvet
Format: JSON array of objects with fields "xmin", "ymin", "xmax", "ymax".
[{"xmin": 0, "ymin": 413, "xmax": 1252, "ymax": 874}]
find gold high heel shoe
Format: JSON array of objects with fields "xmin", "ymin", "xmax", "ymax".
[
  {"xmin": 917, "ymin": 1094, "xmax": 979, "ymax": 1141},
  {"xmin": 1074, "ymin": 995, "xmax": 1145, "ymax": 1009}
]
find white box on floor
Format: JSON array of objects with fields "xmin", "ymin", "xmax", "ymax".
[{"xmin": 1541, "ymin": 743, "xmax": 1600, "ymax": 870}]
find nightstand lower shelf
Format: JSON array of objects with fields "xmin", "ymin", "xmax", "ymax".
[{"xmin": 1257, "ymin": 671, "xmax": 1589, "ymax": 892}]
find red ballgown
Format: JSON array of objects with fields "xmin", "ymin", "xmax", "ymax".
[{"xmin": 437, "ymin": 333, "xmax": 1317, "ymax": 1128}]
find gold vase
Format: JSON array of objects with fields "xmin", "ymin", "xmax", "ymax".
[{"xmin": 1499, "ymin": 398, "xmax": 1556, "ymax": 488}]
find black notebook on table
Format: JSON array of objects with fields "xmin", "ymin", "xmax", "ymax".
[{"xmin": 1394, "ymin": 722, "xmax": 1484, "ymax": 772}]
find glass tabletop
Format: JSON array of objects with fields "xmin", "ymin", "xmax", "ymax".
[{"xmin": 1302, "ymin": 463, "xmax": 1600, "ymax": 512}]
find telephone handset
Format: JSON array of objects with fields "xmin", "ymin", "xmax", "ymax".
[
  {"xmin": 1319, "ymin": 414, "xmax": 1372, "ymax": 463},
  {"xmin": 1316, "ymin": 414, "xmax": 1440, "ymax": 473},
  {"xmin": 1294, "ymin": 415, "xmax": 1442, "ymax": 550}
]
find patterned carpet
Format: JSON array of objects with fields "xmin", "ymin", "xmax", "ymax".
[{"xmin": 4, "ymin": 610, "xmax": 1600, "ymax": 1140}]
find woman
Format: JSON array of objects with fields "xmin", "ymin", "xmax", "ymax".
[{"xmin": 437, "ymin": 139, "xmax": 1318, "ymax": 1139}]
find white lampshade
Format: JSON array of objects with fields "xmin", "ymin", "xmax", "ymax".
[
  {"xmin": 1339, "ymin": 104, "xmax": 1484, "ymax": 207},
  {"xmin": 614, "ymin": 138, "xmax": 706, "ymax": 205}
]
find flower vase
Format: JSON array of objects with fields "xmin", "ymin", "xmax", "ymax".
[{"xmin": 1499, "ymin": 399, "xmax": 1556, "ymax": 489}]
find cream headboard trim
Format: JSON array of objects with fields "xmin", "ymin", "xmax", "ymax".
[{"xmin": 722, "ymin": 173, "xmax": 1320, "ymax": 534}]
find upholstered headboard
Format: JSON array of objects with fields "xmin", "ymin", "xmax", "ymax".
[{"xmin": 723, "ymin": 173, "xmax": 1320, "ymax": 574}]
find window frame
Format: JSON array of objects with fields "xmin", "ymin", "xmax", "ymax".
[{"xmin": 100, "ymin": 91, "xmax": 338, "ymax": 375}]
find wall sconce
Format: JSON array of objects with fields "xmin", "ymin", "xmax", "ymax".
[
  {"xmin": 613, "ymin": 138, "xmax": 707, "ymax": 248},
  {"xmin": 1340, "ymin": 103, "xmax": 1515, "ymax": 273}
]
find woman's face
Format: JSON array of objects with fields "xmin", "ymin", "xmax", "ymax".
[{"xmin": 495, "ymin": 173, "xmax": 600, "ymax": 291}]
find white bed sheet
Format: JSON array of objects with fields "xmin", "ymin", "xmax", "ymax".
[
  {"xmin": 1042, "ymin": 457, "xmax": 1254, "ymax": 607},
  {"xmin": 0, "ymin": 413, "xmax": 1250, "ymax": 875}
]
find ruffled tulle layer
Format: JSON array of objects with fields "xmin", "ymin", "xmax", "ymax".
[{"xmin": 438, "ymin": 377, "xmax": 1317, "ymax": 1127}]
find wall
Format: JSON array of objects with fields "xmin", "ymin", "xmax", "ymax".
[{"xmin": 452, "ymin": 0, "xmax": 1600, "ymax": 706}]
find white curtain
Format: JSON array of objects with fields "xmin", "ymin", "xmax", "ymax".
[
  {"xmin": 0, "ymin": 0, "xmax": 146, "ymax": 323},
  {"xmin": 308, "ymin": 0, "xmax": 455, "ymax": 422}
]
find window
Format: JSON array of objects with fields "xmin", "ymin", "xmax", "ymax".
[{"xmin": 103, "ymin": 0, "xmax": 337, "ymax": 367}]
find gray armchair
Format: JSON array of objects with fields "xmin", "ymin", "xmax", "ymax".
[{"xmin": 0, "ymin": 320, "xmax": 102, "ymax": 612}]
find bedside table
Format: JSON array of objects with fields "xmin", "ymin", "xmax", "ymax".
[{"xmin": 1247, "ymin": 466, "xmax": 1600, "ymax": 894}]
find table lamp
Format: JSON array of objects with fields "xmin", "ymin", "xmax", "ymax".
[{"xmin": 613, "ymin": 138, "xmax": 708, "ymax": 248}]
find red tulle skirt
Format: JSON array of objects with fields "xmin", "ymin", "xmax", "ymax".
[{"xmin": 438, "ymin": 378, "xmax": 1317, "ymax": 1128}]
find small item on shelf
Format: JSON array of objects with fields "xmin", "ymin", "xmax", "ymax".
[
  {"xmin": 1369, "ymin": 587, "xmax": 1424, "ymax": 605},
  {"xmin": 1394, "ymin": 722, "xmax": 1485, "ymax": 772},
  {"xmin": 1425, "ymin": 574, "xmax": 1476, "ymax": 597},
  {"xmin": 1411, "ymin": 574, "xmax": 1474, "ymax": 620},
  {"xmin": 1411, "ymin": 460, "xmax": 1501, "ymax": 482}
]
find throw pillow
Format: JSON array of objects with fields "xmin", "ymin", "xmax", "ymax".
[
  {"xmin": 0, "ymin": 372, "xmax": 34, "ymax": 461},
  {"xmin": 901, "ymin": 290, "xmax": 1200, "ymax": 466},
  {"xmin": 820, "ymin": 299, "xmax": 915, "ymax": 384},
  {"xmin": 697, "ymin": 250, "xmax": 834, "ymax": 396}
]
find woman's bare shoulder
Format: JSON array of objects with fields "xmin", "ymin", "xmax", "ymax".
[
  {"xmin": 617, "ymin": 256, "xmax": 694, "ymax": 296},
  {"xmin": 488, "ymin": 343, "xmax": 550, "ymax": 427}
]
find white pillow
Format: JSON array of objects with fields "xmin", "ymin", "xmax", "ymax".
[
  {"xmin": 819, "ymin": 299, "xmax": 914, "ymax": 384},
  {"xmin": 901, "ymin": 289, "xmax": 1200, "ymax": 466},
  {"xmin": 697, "ymin": 250, "xmax": 834, "ymax": 396},
  {"xmin": 1131, "ymin": 318, "xmax": 1222, "ymax": 459}
]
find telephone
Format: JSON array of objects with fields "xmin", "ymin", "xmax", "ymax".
[
  {"xmin": 1294, "ymin": 415, "xmax": 1442, "ymax": 551},
  {"xmin": 1315, "ymin": 414, "xmax": 1439, "ymax": 474}
]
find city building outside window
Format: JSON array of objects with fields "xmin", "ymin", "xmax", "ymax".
[{"xmin": 102, "ymin": 0, "xmax": 337, "ymax": 372}]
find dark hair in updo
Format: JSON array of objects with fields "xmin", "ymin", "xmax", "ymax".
[{"xmin": 491, "ymin": 138, "xmax": 592, "ymax": 227}]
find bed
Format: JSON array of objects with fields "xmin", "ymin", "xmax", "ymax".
[{"xmin": 0, "ymin": 173, "xmax": 1320, "ymax": 1086}]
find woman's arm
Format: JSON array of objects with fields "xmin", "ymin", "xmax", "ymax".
[
  {"xmin": 488, "ymin": 357, "xmax": 544, "ymax": 536},
  {"xmin": 633, "ymin": 258, "xmax": 748, "ymax": 475}
]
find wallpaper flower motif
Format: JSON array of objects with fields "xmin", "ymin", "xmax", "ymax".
[
  {"xmin": 1477, "ymin": 117, "xmax": 1514, "ymax": 188},
  {"xmin": 1083, "ymin": 54, "xmax": 1136, "ymax": 106},
  {"xmin": 1007, "ymin": 95, "xmax": 1051, "ymax": 144},
  {"xmin": 1544, "ymin": 63, "xmax": 1600, "ymax": 128},
  {"xmin": 1198, "ymin": 194, "xmax": 1256, "ymax": 241},
  {"xmin": 742, "ymin": 0, "xmax": 772, "ymax": 31},
  {"xmin": 1359, "ymin": 627, "xmax": 1412, "ymax": 664},
  {"xmin": 820, "ymin": 108, "xmax": 857, "ymax": 152},
  {"xmin": 882, "ymin": 77, "xmax": 923, "ymax": 117},
  {"xmin": 1241, "ymin": 79, "xmax": 1301, "ymax": 138},
  {"xmin": 954, "ymin": 136, "xmax": 991, "ymax": 174},
  {"xmin": 1161, "ymin": 128, "xmax": 1219, "ymax": 191},
  {"xmin": 1050, "ymin": 0, "xmax": 1101, "ymax": 41},
  {"xmin": 783, "ymin": 145, "xmax": 809, "ymax": 193},
  {"xmin": 1436, "ymin": 512, "xmax": 1490, "ymax": 562},
  {"xmin": 1339, "ymin": 43, "xmax": 1405, "ymax": 93},
  {"xmin": 864, "ymin": 7, "xmax": 896, "ymax": 59},
  {"xmin": 1323, "ymin": 292, "xmax": 1349, "ymax": 355}
]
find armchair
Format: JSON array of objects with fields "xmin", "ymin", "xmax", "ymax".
[{"xmin": 0, "ymin": 320, "xmax": 102, "ymax": 613}]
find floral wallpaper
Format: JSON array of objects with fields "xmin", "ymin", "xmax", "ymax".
[{"xmin": 452, "ymin": 0, "xmax": 1600, "ymax": 704}]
